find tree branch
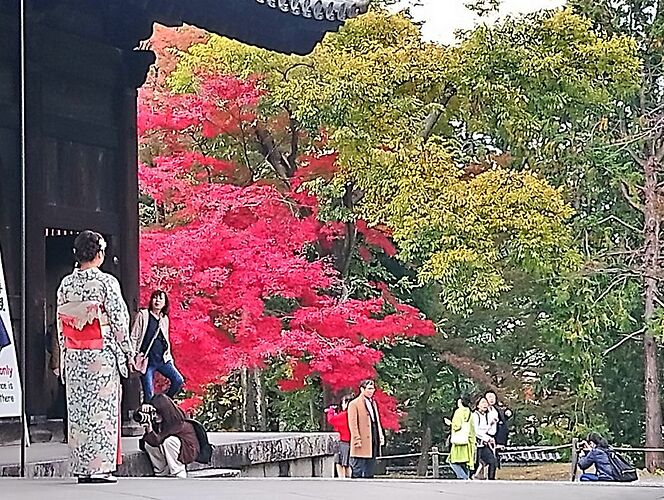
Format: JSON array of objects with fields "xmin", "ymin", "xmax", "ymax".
[
  {"xmin": 597, "ymin": 248, "xmax": 640, "ymax": 258},
  {"xmin": 618, "ymin": 109, "xmax": 646, "ymax": 168},
  {"xmin": 597, "ymin": 214, "xmax": 643, "ymax": 234},
  {"xmin": 237, "ymin": 120, "xmax": 253, "ymax": 172},
  {"xmin": 255, "ymin": 126, "xmax": 290, "ymax": 182},
  {"xmin": 604, "ymin": 327, "xmax": 645, "ymax": 356},
  {"xmin": 620, "ymin": 182, "xmax": 645, "ymax": 213},
  {"xmin": 627, "ymin": 146, "xmax": 647, "ymax": 168},
  {"xmin": 421, "ymin": 84, "xmax": 456, "ymax": 142},
  {"xmin": 655, "ymin": 139, "xmax": 664, "ymax": 163},
  {"xmin": 593, "ymin": 275, "xmax": 628, "ymax": 306},
  {"xmin": 286, "ymin": 111, "xmax": 299, "ymax": 176}
]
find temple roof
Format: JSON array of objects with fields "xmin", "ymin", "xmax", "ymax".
[
  {"xmin": 131, "ymin": 0, "xmax": 370, "ymax": 54},
  {"xmin": 255, "ymin": 0, "xmax": 369, "ymax": 21}
]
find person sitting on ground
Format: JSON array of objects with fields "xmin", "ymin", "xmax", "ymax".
[
  {"xmin": 325, "ymin": 395, "xmax": 354, "ymax": 478},
  {"xmin": 140, "ymin": 394, "xmax": 200, "ymax": 478},
  {"xmin": 578, "ymin": 432, "xmax": 615, "ymax": 482}
]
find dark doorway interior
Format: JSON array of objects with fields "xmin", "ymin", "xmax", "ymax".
[{"xmin": 44, "ymin": 230, "xmax": 78, "ymax": 421}]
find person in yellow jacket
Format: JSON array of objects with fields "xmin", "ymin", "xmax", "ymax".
[{"xmin": 446, "ymin": 394, "xmax": 476, "ymax": 480}]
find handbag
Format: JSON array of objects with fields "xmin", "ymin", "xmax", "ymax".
[
  {"xmin": 451, "ymin": 411, "xmax": 472, "ymax": 445},
  {"xmin": 134, "ymin": 327, "xmax": 160, "ymax": 375}
]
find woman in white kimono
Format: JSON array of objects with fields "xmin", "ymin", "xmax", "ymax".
[{"xmin": 56, "ymin": 230, "xmax": 134, "ymax": 483}]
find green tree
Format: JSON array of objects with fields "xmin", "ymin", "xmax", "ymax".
[
  {"xmin": 446, "ymin": 5, "xmax": 664, "ymax": 465},
  {"xmin": 165, "ymin": 10, "xmax": 582, "ymax": 452},
  {"xmin": 165, "ymin": 9, "xmax": 644, "ymax": 459},
  {"xmin": 173, "ymin": 12, "xmax": 574, "ymax": 310},
  {"xmin": 566, "ymin": 0, "xmax": 664, "ymax": 469}
]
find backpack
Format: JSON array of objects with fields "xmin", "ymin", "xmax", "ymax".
[
  {"xmin": 608, "ymin": 450, "xmax": 638, "ymax": 482},
  {"xmin": 186, "ymin": 419, "xmax": 213, "ymax": 464}
]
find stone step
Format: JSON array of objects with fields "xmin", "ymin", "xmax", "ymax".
[
  {"xmin": 0, "ymin": 419, "xmax": 65, "ymax": 446},
  {"xmin": 188, "ymin": 468, "xmax": 241, "ymax": 478},
  {"xmin": 29, "ymin": 429, "xmax": 53, "ymax": 444}
]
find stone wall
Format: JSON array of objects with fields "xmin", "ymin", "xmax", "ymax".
[
  {"xmin": 119, "ymin": 432, "xmax": 338, "ymax": 478},
  {"xmin": 0, "ymin": 432, "xmax": 338, "ymax": 478}
]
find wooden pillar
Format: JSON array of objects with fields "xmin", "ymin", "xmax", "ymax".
[
  {"xmin": 0, "ymin": 7, "xmax": 23, "ymax": 378},
  {"xmin": 118, "ymin": 48, "xmax": 154, "ymax": 434},
  {"xmin": 570, "ymin": 438, "xmax": 578, "ymax": 481},
  {"xmin": 431, "ymin": 446, "xmax": 440, "ymax": 479},
  {"xmin": 24, "ymin": 13, "xmax": 46, "ymax": 418}
]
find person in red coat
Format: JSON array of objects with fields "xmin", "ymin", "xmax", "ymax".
[{"xmin": 325, "ymin": 395, "xmax": 354, "ymax": 478}]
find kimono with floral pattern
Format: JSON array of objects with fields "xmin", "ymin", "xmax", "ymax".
[{"xmin": 56, "ymin": 267, "xmax": 133, "ymax": 476}]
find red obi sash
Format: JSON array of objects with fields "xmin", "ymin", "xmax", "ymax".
[
  {"xmin": 61, "ymin": 319, "xmax": 103, "ymax": 350},
  {"xmin": 58, "ymin": 301, "xmax": 105, "ymax": 350}
]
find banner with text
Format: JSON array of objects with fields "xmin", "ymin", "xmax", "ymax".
[{"xmin": 0, "ymin": 245, "xmax": 22, "ymax": 417}]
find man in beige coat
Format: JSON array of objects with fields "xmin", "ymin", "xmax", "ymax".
[{"xmin": 347, "ymin": 379, "xmax": 385, "ymax": 478}]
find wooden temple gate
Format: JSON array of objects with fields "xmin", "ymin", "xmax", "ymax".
[{"xmin": 0, "ymin": 0, "xmax": 367, "ymax": 434}]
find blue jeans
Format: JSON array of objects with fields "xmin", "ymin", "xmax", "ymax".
[
  {"xmin": 580, "ymin": 473, "xmax": 610, "ymax": 482},
  {"xmin": 141, "ymin": 360, "xmax": 184, "ymax": 401},
  {"xmin": 350, "ymin": 457, "xmax": 376, "ymax": 478},
  {"xmin": 450, "ymin": 463, "xmax": 470, "ymax": 480}
]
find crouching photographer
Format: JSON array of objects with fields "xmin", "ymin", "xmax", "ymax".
[
  {"xmin": 137, "ymin": 394, "xmax": 200, "ymax": 478},
  {"xmin": 577, "ymin": 432, "xmax": 616, "ymax": 482},
  {"xmin": 576, "ymin": 432, "xmax": 637, "ymax": 483}
]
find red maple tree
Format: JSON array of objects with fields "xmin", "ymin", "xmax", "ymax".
[{"xmin": 137, "ymin": 72, "xmax": 435, "ymax": 428}]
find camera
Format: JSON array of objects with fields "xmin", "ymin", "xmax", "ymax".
[
  {"xmin": 576, "ymin": 440, "xmax": 589, "ymax": 452},
  {"xmin": 133, "ymin": 404, "xmax": 158, "ymax": 425}
]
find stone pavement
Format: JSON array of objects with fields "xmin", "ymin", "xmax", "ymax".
[{"xmin": 1, "ymin": 478, "xmax": 663, "ymax": 500}]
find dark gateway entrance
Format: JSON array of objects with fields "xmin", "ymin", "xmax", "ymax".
[{"xmin": 0, "ymin": 0, "xmax": 368, "ymax": 436}]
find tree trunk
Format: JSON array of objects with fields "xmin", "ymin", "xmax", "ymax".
[
  {"xmin": 642, "ymin": 156, "xmax": 664, "ymax": 471},
  {"xmin": 417, "ymin": 419, "xmax": 433, "ymax": 476},
  {"xmin": 416, "ymin": 355, "xmax": 438, "ymax": 476},
  {"xmin": 255, "ymin": 127, "xmax": 290, "ymax": 181},
  {"xmin": 309, "ymin": 392, "xmax": 317, "ymax": 430},
  {"xmin": 254, "ymin": 367, "xmax": 267, "ymax": 430},
  {"xmin": 322, "ymin": 384, "xmax": 336, "ymax": 430},
  {"xmin": 241, "ymin": 366, "xmax": 267, "ymax": 431},
  {"xmin": 339, "ymin": 183, "xmax": 357, "ymax": 280},
  {"xmin": 421, "ymin": 84, "xmax": 456, "ymax": 142}
]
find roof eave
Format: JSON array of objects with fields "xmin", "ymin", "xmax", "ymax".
[{"xmin": 135, "ymin": 0, "xmax": 370, "ymax": 55}]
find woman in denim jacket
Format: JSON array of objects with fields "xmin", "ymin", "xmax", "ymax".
[{"xmin": 578, "ymin": 432, "xmax": 615, "ymax": 481}]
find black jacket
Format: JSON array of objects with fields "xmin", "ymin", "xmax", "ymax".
[{"xmin": 494, "ymin": 406, "xmax": 511, "ymax": 446}]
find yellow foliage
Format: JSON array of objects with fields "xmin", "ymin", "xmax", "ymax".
[{"xmin": 169, "ymin": 9, "xmax": 629, "ymax": 312}]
